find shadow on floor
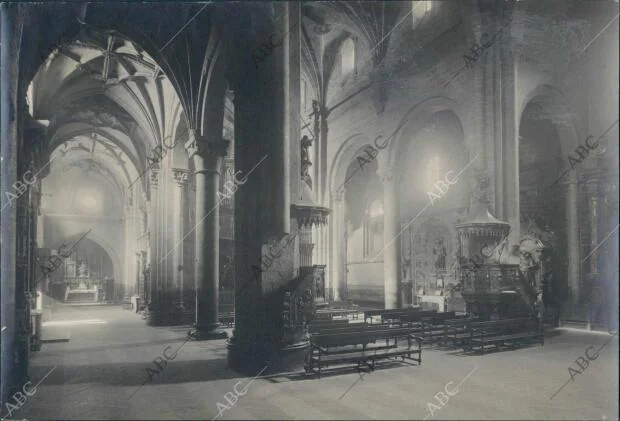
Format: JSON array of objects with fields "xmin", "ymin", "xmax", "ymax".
[
  {"xmin": 28, "ymin": 357, "xmax": 256, "ymax": 390},
  {"xmin": 39, "ymin": 337, "xmax": 188, "ymax": 356},
  {"xmin": 262, "ymin": 359, "xmax": 420, "ymax": 383}
]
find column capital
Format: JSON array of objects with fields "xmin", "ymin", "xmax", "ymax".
[
  {"xmin": 185, "ymin": 129, "xmax": 229, "ymax": 160},
  {"xmin": 172, "ymin": 168, "xmax": 189, "ymax": 186}
]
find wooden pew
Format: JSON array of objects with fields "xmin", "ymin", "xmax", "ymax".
[
  {"xmin": 308, "ymin": 319, "xmax": 350, "ymax": 334},
  {"xmin": 469, "ymin": 317, "xmax": 543, "ymax": 354},
  {"xmin": 364, "ymin": 307, "xmax": 430, "ymax": 324},
  {"xmin": 309, "ymin": 322, "xmax": 417, "ymax": 336},
  {"xmin": 315, "ymin": 308, "xmax": 360, "ymax": 320},
  {"xmin": 416, "ymin": 312, "xmax": 458, "ymax": 343},
  {"xmin": 442, "ymin": 317, "xmax": 481, "ymax": 348},
  {"xmin": 392, "ymin": 310, "xmax": 439, "ymax": 327},
  {"xmin": 305, "ymin": 326, "xmax": 422, "ymax": 378}
]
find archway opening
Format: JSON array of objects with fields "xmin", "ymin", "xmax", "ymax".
[
  {"xmin": 518, "ymin": 98, "xmax": 568, "ymax": 326},
  {"xmin": 398, "ymin": 110, "xmax": 468, "ymax": 310},
  {"xmin": 344, "ymin": 149, "xmax": 382, "ymax": 305}
]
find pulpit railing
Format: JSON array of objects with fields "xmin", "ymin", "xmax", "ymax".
[{"xmin": 461, "ymin": 264, "xmax": 520, "ymax": 296}]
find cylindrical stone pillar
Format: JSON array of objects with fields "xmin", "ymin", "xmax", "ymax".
[
  {"xmin": 330, "ymin": 191, "xmax": 344, "ymax": 302},
  {"xmin": 565, "ymin": 176, "xmax": 580, "ymax": 306},
  {"xmin": 173, "ymin": 168, "xmax": 189, "ymax": 317},
  {"xmin": 381, "ymin": 168, "xmax": 401, "ymax": 309},
  {"xmin": 147, "ymin": 167, "xmax": 161, "ymax": 325},
  {"xmin": 187, "ymin": 131, "xmax": 229, "ymax": 339}
]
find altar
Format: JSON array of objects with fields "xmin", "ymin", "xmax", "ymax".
[
  {"xmin": 64, "ymin": 278, "xmax": 99, "ymax": 303},
  {"xmin": 56, "ymin": 257, "xmax": 114, "ymax": 303},
  {"xmin": 417, "ymin": 294, "xmax": 446, "ymax": 312}
]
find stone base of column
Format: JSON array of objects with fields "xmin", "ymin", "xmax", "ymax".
[
  {"xmin": 146, "ymin": 307, "xmax": 169, "ymax": 326},
  {"xmin": 188, "ymin": 322, "xmax": 228, "ymax": 340},
  {"xmin": 172, "ymin": 301, "xmax": 194, "ymax": 325},
  {"xmin": 147, "ymin": 291, "xmax": 196, "ymax": 326},
  {"xmin": 226, "ymin": 336, "xmax": 308, "ymax": 376}
]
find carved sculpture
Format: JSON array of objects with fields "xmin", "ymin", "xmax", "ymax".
[
  {"xmin": 314, "ymin": 270, "xmax": 325, "ymax": 302},
  {"xmin": 301, "ymin": 135, "xmax": 313, "ymax": 186},
  {"xmin": 471, "ymin": 167, "xmax": 492, "ymax": 205}
]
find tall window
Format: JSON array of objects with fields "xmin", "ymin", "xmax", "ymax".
[
  {"xmin": 340, "ymin": 38, "xmax": 356, "ymax": 79},
  {"xmin": 363, "ymin": 199, "xmax": 383, "ymax": 257},
  {"xmin": 412, "ymin": 1, "xmax": 433, "ymax": 29}
]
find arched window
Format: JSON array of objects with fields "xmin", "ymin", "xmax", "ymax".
[
  {"xmin": 412, "ymin": 1, "xmax": 433, "ymax": 29},
  {"xmin": 340, "ymin": 38, "xmax": 356, "ymax": 80}
]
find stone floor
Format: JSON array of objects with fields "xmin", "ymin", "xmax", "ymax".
[{"xmin": 11, "ymin": 305, "xmax": 619, "ymax": 420}]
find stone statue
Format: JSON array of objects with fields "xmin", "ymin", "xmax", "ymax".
[
  {"xmin": 301, "ymin": 135, "xmax": 313, "ymax": 184},
  {"xmin": 471, "ymin": 168, "xmax": 492, "ymax": 205}
]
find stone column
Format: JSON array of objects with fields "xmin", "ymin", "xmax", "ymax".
[
  {"xmin": 135, "ymin": 252, "xmax": 141, "ymax": 298},
  {"xmin": 140, "ymin": 251, "xmax": 147, "ymax": 302},
  {"xmin": 186, "ymin": 131, "xmax": 228, "ymax": 339},
  {"xmin": 380, "ymin": 168, "xmax": 401, "ymax": 309},
  {"xmin": 147, "ymin": 166, "xmax": 162, "ymax": 325},
  {"xmin": 330, "ymin": 191, "xmax": 345, "ymax": 302},
  {"xmin": 124, "ymin": 200, "xmax": 137, "ymax": 299},
  {"xmin": 227, "ymin": 1, "xmax": 305, "ymax": 374},
  {"xmin": 172, "ymin": 169, "xmax": 189, "ymax": 314},
  {"xmin": 583, "ymin": 170, "xmax": 604, "ymax": 330},
  {"xmin": 565, "ymin": 175, "xmax": 580, "ymax": 306}
]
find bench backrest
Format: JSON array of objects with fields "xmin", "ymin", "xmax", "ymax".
[
  {"xmin": 421, "ymin": 312, "xmax": 457, "ymax": 325},
  {"xmin": 308, "ymin": 319, "xmax": 349, "ymax": 331},
  {"xmin": 399, "ymin": 310, "xmax": 441, "ymax": 323},
  {"xmin": 314, "ymin": 312, "xmax": 333, "ymax": 320},
  {"xmin": 310, "ymin": 322, "xmax": 409, "ymax": 335},
  {"xmin": 470, "ymin": 317, "xmax": 539, "ymax": 333},
  {"xmin": 311, "ymin": 327, "xmax": 416, "ymax": 347},
  {"xmin": 364, "ymin": 307, "xmax": 425, "ymax": 319},
  {"xmin": 444, "ymin": 317, "xmax": 480, "ymax": 327}
]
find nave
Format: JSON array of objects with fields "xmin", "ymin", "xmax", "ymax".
[{"xmin": 1, "ymin": 2, "xmax": 618, "ymax": 419}]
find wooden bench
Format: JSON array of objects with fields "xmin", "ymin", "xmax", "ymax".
[
  {"xmin": 415, "ymin": 312, "xmax": 459, "ymax": 343},
  {"xmin": 469, "ymin": 317, "xmax": 543, "ymax": 354},
  {"xmin": 392, "ymin": 310, "xmax": 439, "ymax": 327},
  {"xmin": 442, "ymin": 317, "xmax": 481, "ymax": 348},
  {"xmin": 364, "ymin": 307, "xmax": 429, "ymax": 324},
  {"xmin": 308, "ymin": 319, "xmax": 350, "ymax": 334},
  {"xmin": 305, "ymin": 327, "xmax": 422, "ymax": 378},
  {"xmin": 309, "ymin": 322, "xmax": 417, "ymax": 336},
  {"xmin": 395, "ymin": 312, "xmax": 466, "ymax": 344},
  {"xmin": 315, "ymin": 308, "xmax": 360, "ymax": 320}
]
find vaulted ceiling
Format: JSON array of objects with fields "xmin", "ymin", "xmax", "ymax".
[
  {"xmin": 26, "ymin": 1, "xmax": 430, "ymax": 205},
  {"xmin": 30, "ymin": 28, "xmax": 183, "ymax": 200}
]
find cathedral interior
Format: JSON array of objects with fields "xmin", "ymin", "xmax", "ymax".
[{"xmin": 0, "ymin": 1, "xmax": 618, "ymax": 420}]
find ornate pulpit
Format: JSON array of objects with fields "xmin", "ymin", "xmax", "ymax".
[{"xmin": 456, "ymin": 170, "xmax": 520, "ymax": 320}]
